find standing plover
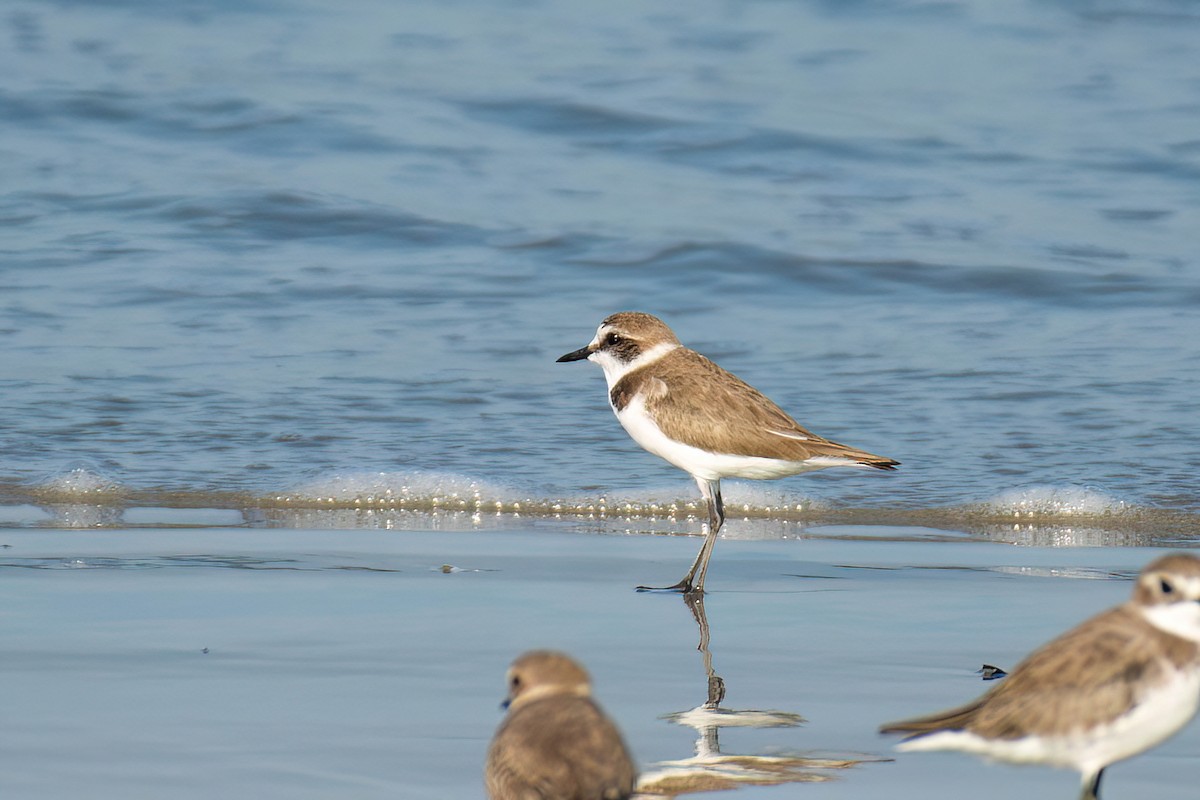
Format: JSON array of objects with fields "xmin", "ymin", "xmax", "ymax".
[
  {"xmin": 557, "ymin": 311, "xmax": 897, "ymax": 594},
  {"xmin": 881, "ymin": 553, "xmax": 1200, "ymax": 799},
  {"xmin": 485, "ymin": 650, "xmax": 636, "ymax": 800}
]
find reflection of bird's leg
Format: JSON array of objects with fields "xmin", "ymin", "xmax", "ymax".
[
  {"xmin": 683, "ymin": 591, "xmax": 725, "ymax": 709},
  {"xmin": 638, "ymin": 478, "xmax": 724, "ymax": 594},
  {"xmin": 1081, "ymin": 769, "xmax": 1103, "ymax": 800},
  {"xmin": 697, "ymin": 723, "xmax": 721, "ymax": 759}
]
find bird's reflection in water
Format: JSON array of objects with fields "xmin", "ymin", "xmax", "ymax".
[{"xmin": 636, "ymin": 592, "xmax": 882, "ymax": 797}]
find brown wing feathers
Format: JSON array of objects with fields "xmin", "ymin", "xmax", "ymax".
[{"xmin": 613, "ymin": 347, "xmax": 898, "ymax": 468}]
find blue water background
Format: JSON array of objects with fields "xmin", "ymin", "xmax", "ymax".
[
  {"xmin": 4, "ymin": 4, "xmax": 1200, "ymax": 800},
  {"xmin": 3, "ymin": 0, "xmax": 1199, "ymax": 516}
]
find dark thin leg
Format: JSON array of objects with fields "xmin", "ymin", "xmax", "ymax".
[
  {"xmin": 689, "ymin": 478, "xmax": 723, "ymax": 593},
  {"xmin": 637, "ymin": 478, "xmax": 724, "ymax": 594},
  {"xmin": 1080, "ymin": 768, "xmax": 1104, "ymax": 800}
]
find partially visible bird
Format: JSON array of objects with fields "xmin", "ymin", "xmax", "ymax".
[
  {"xmin": 881, "ymin": 553, "xmax": 1200, "ymax": 800},
  {"xmin": 485, "ymin": 650, "xmax": 636, "ymax": 800}
]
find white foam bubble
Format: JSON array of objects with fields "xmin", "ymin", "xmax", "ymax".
[
  {"xmin": 981, "ymin": 485, "xmax": 1131, "ymax": 517},
  {"xmin": 287, "ymin": 470, "xmax": 518, "ymax": 509},
  {"xmin": 720, "ymin": 481, "xmax": 827, "ymax": 516},
  {"xmin": 544, "ymin": 482, "xmax": 826, "ymax": 531},
  {"xmin": 39, "ymin": 467, "xmax": 124, "ymax": 497}
]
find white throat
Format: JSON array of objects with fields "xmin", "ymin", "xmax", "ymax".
[
  {"xmin": 1141, "ymin": 601, "xmax": 1200, "ymax": 645},
  {"xmin": 590, "ymin": 341, "xmax": 678, "ymax": 389}
]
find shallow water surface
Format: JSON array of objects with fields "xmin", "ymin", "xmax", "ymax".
[{"xmin": 1, "ymin": 528, "xmax": 1196, "ymax": 799}]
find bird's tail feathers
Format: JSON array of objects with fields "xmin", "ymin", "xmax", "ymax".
[{"xmin": 879, "ymin": 697, "xmax": 985, "ymax": 739}]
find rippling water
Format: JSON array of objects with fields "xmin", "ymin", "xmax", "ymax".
[
  {"xmin": 2, "ymin": 0, "xmax": 1199, "ymax": 528},
  {"xmin": 5, "ymin": 5, "xmax": 1200, "ymax": 800}
]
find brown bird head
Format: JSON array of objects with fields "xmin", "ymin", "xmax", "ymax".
[
  {"xmin": 556, "ymin": 312, "xmax": 681, "ymax": 374},
  {"xmin": 501, "ymin": 650, "xmax": 592, "ymax": 712},
  {"xmin": 1132, "ymin": 553, "xmax": 1200, "ymax": 643}
]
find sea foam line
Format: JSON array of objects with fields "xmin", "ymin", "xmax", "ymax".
[{"xmin": 3, "ymin": 469, "xmax": 1196, "ymax": 537}]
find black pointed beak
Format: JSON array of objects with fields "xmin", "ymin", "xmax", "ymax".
[
  {"xmin": 556, "ymin": 346, "xmax": 592, "ymax": 363},
  {"xmin": 500, "ymin": 697, "xmax": 512, "ymax": 711}
]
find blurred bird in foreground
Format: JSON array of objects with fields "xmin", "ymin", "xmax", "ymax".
[
  {"xmin": 486, "ymin": 650, "xmax": 636, "ymax": 800},
  {"xmin": 881, "ymin": 553, "xmax": 1200, "ymax": 800}
]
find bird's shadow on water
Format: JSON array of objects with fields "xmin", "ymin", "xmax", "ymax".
[{"xmin": 635, "ymin": 591, "xmax": 887, "ymax": 797}]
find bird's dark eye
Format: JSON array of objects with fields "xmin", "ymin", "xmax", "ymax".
[
  {"xmin": 605, "ymin": 332, "xmax": 621, "ymax": 346},
  {"xmin": 510, "ymin": 675, "xmax": 521, "ymax": 690},
  {"xmin": 1161, "ymin": 578, "xmax": 1174, "ymax": 594}
]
